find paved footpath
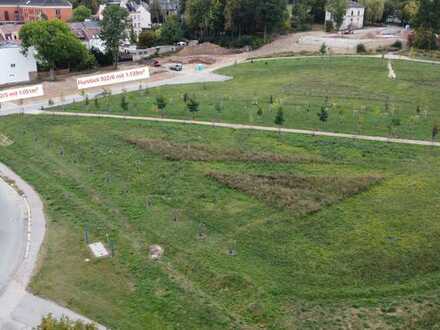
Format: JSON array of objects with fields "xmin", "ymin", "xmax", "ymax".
[
  {"xmin": 0, "ymin": 164, "xmax": 104, "ymax": 330},
  {"xmin": 41, "ymin": 111, "xmax": 440, "ymax": 147}
]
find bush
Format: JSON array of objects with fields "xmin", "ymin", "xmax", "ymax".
[
  {"xmin": 413, "ymin": 28, "xmax": 438, "ymax": 50},
  {"xmin": 391, "ymin": 40, "xmax": 403, "ymax": 49},
  {"xmin": 91, "ymin": 47, "xmax": 113, "ymax": 67},
  {"xmin": 325, "ymin": 20, "xmax": 334, "ymax": 33},
  {"xmin": 357, "ymin": 43, "xmax": 367, "ymax": 53},
  {"xmin": 138, "ymin": 31, "xmax": 157, "ymax": 49}
]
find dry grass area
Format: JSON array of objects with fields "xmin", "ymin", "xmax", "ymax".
[
  {"xmin": 0, "ymin": 134, "xmax": 14, "ymax": 146},
  {"xmin": 208, "ymin": 173, "xmax": 383, "ymax": 214},
  {"xmin": 126, "ymin": 138, "xmax": 322, "ymax": 163}
]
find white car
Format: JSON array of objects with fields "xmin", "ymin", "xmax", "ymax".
[{"xmin": 176, "ymin": 41, "xmax": 186, "ymax": 47}]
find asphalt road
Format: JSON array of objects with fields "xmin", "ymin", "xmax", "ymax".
[{"xmin": 0, "ymin": 178, "xmax": 26, "ymax": 295}]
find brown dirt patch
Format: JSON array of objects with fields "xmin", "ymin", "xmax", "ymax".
[
  {"xmin": 126, "ymin": 138, "xmax": 321, "ymax": 163},
  {"xmin": 208, "ymin": 173, "xmax": 383, "ymax": 214},
  {"xmin": 177, "ymin": 42, "xmax": 236, "ymax": 56}
]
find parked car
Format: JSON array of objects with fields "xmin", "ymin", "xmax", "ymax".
[
  {"xmin": 176, "ymin": 41, "xmax": 186, "ymax": 47},
  {"xmin": 152, "ymin": 60, "xmax": 161, "ymax": 67},
  {"xmin": 170, "ymin": 63, "xmax": 183, "ymax": 71}
]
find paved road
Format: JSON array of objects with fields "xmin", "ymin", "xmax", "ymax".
[
  {"xmin": 0, "ymin": 179, "xmax": 26, "ymax": 296},
  {"xmin": 41, "ymin": 111, "xmax": 440, "ymax": 147},
  {"xmin": 0, "ymin": 165, "xmax": 104, "ymax": 329}
]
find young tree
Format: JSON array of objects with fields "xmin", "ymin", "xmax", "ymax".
[
  {"xmin": 155, "ymin": 95, "xmax": 167, "ymax": 117},
  {"xmin": 186, "ymin": 96, "xmax": 200, "ymax": 119},
  {"xmin": 433, "ymin": 123, "xmax": 439, "ymax": 141},
  {"xmin": 318, "ymin": 106, "xmax": 329, "ymax": 122},
  {"xmin": 72, "ymin": 5, "xmax": 92, "ymax": 22},
  {"xmin": 274, "ymin": 106, "xmax": 285, "ymax": 134},
  {"xmin": 326, "ymin": 0, "xmax": 347, "ymax": 30},
  {"xmin": 20, "ymin": 20, "xmax": 93, "ymax": 80},
  {"xmin": 100, "ymin": 5, "xmax": 129, "ymax": 69},
  {"xmin": 121, "ymin": 94, "xmax": 128, "ymax": 110}
]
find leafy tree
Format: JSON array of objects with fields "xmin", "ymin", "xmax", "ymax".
[
  {"xmin": 318, "ymin": 106, "xmax": 329, "ymax": 122},
  {"xmin": 121, "ymin": 94, "xmax": 128, "ymax": 110},
  {"xmin": 412, "ymin": 0, "xmax": 440, "ymax": 50},
  {"xmin": 138, "ymin": 30, "xmax": 157, "ymax": 48},
  {"xmin": 291, "ymin": 1, "xmax": 313, "ymax": 32},
  {"xmin": 274, "ymin": 106, "xmax": 285, "ymax": 127},
  {"xmin": 326, "ymin": 0, "xmax": 347, "ymax": 30},
  {"xmin": 71, "ymin": 0, "xmax": 99, "ymax": 14},
  {"xmin": 20, "ymin": 19, "xmax": 94, "ymax": 80},
  {"xmin": 360, "ymin": 0, "xmax": 385, "ymax": 24},
  {"xmin": 186, "ymin": 96, "xmax": 200, "ymax": 119},
  {"xmin": 100, "ymin": 5, "xmax": 129, "ymax": 69},
  {"xmin": 256, "ymin": 0, "xmax": 288, "ymax": 41},
  {"xmin": 72, "ymin": 5, "xmax": 92, "ymax": 22},
  {"xmin": 36, "ymin": 314, "xmax": 97, "ymax": 330},
  {"xmin": 150, "ymin": 0, "xmax": 163, "ymax": 24},
  {"xmin": 160, "ymin": 15, "xmax": 184, "ymax": 44},
  {"xmin": 155, "ymin": 95, "xmax": 167, "ymax": 116},
  {"xmin": 320, "ymin": 42, "xmax": 327, "ymax": 55}
]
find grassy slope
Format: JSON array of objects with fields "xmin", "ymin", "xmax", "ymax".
[
  {"xmin": 62, "ymin": 57, "xmax": 440, "ymax": 141},
  {"xmin": 1, "ymin": 115, "xmax": 440, "ymax": 329}
]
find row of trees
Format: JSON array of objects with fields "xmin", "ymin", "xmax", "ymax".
[
  {"xmin": 183, "ymin": 0, "xmax": 288, "ymax": 40},
  {"xmin": 19, "ymin": 5, "xmax": 131, "ymax": 78}
]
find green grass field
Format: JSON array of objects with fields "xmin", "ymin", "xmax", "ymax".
[
  {"xmin": 61, "ymin": 57, "xmax": 440, "ymax": 141},
  {"xmin": 1, "ymin": 114, "xmax": 440, "ymax": 329}
]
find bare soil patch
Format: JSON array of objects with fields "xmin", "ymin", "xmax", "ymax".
[
  {"xmin": 208, "ymin": 173, "xmax": 383, "ymax": 214},
  {"xmin": 126, "ymin": 138, "xmax": 321, "ymax": 163},
  {"xmin": 177, "ymin": 42, "xmax": 236, "ymax": 56}
]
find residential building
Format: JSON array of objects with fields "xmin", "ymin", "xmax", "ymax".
[
  {"xmin": 69, "ymin": 20, "xmax": 105, "ymax": 52},
  {"xmin": 0, "ymin": 42, "xmax": 37, "ymax": 85},
  {"xmin": 0, "ymin": 23, "xmax": 22, "ymax": 42},
  {"xmin": 0, "ymin": 0, "xmax": 73, "ymax": 23},
  {"xmin": 325, "ymin": 0, "xmax": 365, "ymax": 31},
  {"xmin": 97, "ymin": 0, "xmax": 151, "ymax": 36},
  {"xmin": 159, "ymin": 0, "xmax": 178, "ymax": 16}
]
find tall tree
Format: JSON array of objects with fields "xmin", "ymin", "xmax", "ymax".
[
  {"xmin": 20, "ymin": 19, "xmax": 93, "ymax": 80},
  {"xmin": 256, "ymin": 0, "xmax": 288, "ymax": 41},
  {"xmin": 100, "ymin": 5, "xmax": 129, "ymax": 69},
  {"xmin": 150, "ymin": 0, "xmax": 163, "ymax": 23},
  {"xmin": 72, "ymin": 5, "xmax": 92, "ymax": 22},
  {"xmin": 326, "ymin": 0, "xmax": 347, "ymax": 30},
  {"xmin": 360, "ymin": 0, "xmax": 385, "ymax": 24},
  {"xmin": 160, "ymin": 15, "xmax": 184, "ymax": 44}
]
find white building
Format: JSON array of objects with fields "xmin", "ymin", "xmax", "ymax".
[
  {"xmin": 0, "ymin": 42, "xmax": 37, "ymax": 85},
  {"xmin": 97, "ymin": 0, "xmax": 151, "ymax": 36},
  {"xmin": 326, "ymin": 0, "xmax": 365, "ymax": 31}
]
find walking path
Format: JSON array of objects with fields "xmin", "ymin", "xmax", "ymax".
[
  {"xmin": 40, "ymin": 111, "xmax": 440, "ymax": 147},
  {"xmin": 0, "ymin": 164, "xmax": 104, "ymax": 329}
]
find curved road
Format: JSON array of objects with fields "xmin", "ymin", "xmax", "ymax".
[
  {"xmin": 0, "ymin": 179, "xmax": 26, "ymax": 295},
  {"xmin": 0, "ymin": 165, "xmax": 103, "ymax": 329}
]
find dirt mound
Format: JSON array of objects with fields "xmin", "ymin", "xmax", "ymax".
[{"xmin": 177, "ymin": 42, "xmax": 235, "ymax": 56}]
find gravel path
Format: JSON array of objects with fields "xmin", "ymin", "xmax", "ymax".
[{"xmin": 40, "ymin": 111, "xmax": 440, "ymax": 147}]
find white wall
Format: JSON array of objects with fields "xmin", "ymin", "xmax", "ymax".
[
  {"xmin": 0, "ymin": 46, "xmax": 37, "ymax": 85},
  {"xmin": 326, "ymin": 6, "xmax": 365, "ymax": 30}
]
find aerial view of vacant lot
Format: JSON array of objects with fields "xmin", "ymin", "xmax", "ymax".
[{"xmin": 1, "ymin": 57, "xmax": 440, "ymax": 329}]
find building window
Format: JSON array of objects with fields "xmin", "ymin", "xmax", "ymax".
[
  {"xmin": 56, "ymin": 9, "xmax": 61, "ymax": 17},
  {"xmin": 5, "ymin": 11, "xmax": 10, "ymax": 20},
  {"xmin": 10, "ymin": 63, "xmax": 16, "ymax": 68}
]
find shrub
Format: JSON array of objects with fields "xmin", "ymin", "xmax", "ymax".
[
  {"xmin": 357, "ymin": 43, "xmax": 367, "ymax": 53},
  {"xmin": 391, "ymin": 40, "xmax": 403, "ymax": 49},
  {"xmin": 320, "ymin": 43, "xmax": 327, "ymax": 55},
  {"xmin": 414, "ymin": 28, "xmax": 438, "ymax": 50},
  {"xmin": 121, "ymin": 95, "xmax": 128, "ymax": 110},
  {"xmin": 325, "ymin": 20, "xmax": 334, "ymax": 33}
]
